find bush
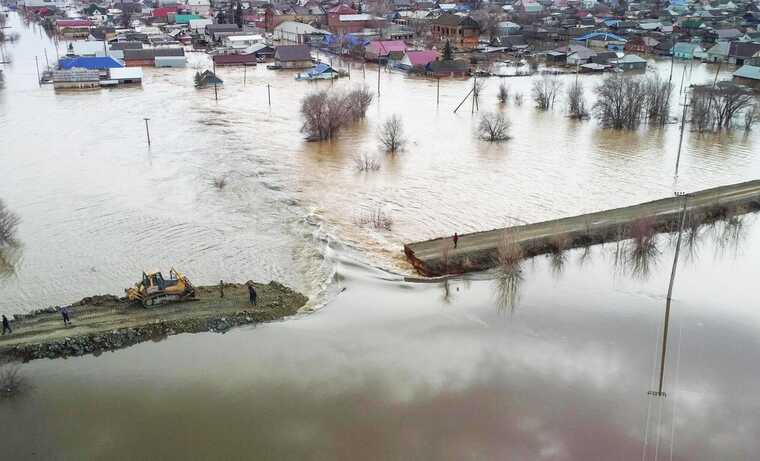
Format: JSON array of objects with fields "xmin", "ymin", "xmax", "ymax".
[
  {"xmin": 0, "ymin": 199, "xmax": 19, "ymax": 247},
  {"xmin": 593, "ymin": 75, "xmax": 646, "ymax": 130},
  {"xmin": 532, "ymin": 75, "xmax": 561, "ymax": 111},
  {"xmin": 497, "ymin": 83, "xmax": 509, "ymax": 104},
  {"xmin": 0, "ymin": 364, "xmax": 29, "ymax": 399},
  {"xmin": 356, "ymin": 207, "xmax": 392, "ymax": 231},
  {"xmin": 354, "ymin": 154, "xmax": 381, "ymax": 172}
]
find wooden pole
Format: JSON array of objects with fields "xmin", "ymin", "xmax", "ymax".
[
  {"xmin": 213, "ymin": 61, "xmax": 218, "ymax": 101},
  {"xmin": 675, "ymin": 98, "xmax": 689, "ymax": 177},
  {"xmin": 436, "ymin": 77, "xmax": 440, "ymax": 105},
  {"xmin": 377, "ymin": 61, "xmax": 380, "ymax": 97},
  {"xmin": 453, "ymin": 87, "xmax": 474, "ymax": 113},
  {"xmin": 34, "ymin": 56, "xmax": 40, "ymax": 86},
  {"xmin": 43, "ymin": 48, "xmax": 49, "ymax": 67},
  {"xmin": 267, "ymin": 83, "xmax": 271, "ymax": 106},
  {"xmin": 144, "ymin": 118, "xmax": 151, "ymax": 146},
  {"xmin": 243, "ymin": 65, "xmax": 246, "ymax": 85}
]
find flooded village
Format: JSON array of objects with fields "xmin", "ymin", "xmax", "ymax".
[{"xmin": 1, "ymin": 0, "xmax": 760, "ymax": 458}]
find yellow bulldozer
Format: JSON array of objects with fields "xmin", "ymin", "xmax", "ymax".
[{"xmin": 125, "ymin": 268, "xmax": 195, "ymax": 308}]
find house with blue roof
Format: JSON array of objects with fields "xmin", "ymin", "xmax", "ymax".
[
  {"xmin": 573, "ymin": 32, "xmax": 627, "ymax": 51},
  {"xmin": 59, "ymin": 56, "xmax": 123, "ymax": 71},
  {"xmin": 671, "ymin": 42, "xmax": 705, "ymax": 59},
  {"xmin": 295, "ymin": 63, "xmax": 339, "ymax": 81}
]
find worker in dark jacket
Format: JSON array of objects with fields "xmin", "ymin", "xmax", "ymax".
[
  {"xmin": 248, "ymin": 283, "xmax": 257, "ymax": 306},
  {"xmin": 2, "ymin": 315, "xmax": 11, "ymax": 335}
]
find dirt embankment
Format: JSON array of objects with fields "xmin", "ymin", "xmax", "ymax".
[{"xmin": 0, "ymin": 281, "xmax": 308, "ymax": 363}]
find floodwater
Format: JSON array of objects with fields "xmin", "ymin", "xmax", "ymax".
[
  {"xmin": 1, "ymin": 13, "xmax": 758, "ymax": 313},
  {"xmin": 4, "ymin": 214, "xmax": 760, "ymax": 460},
  {"xmin": 2, "ymin": 11, "xmax": 760, "ymax": 459}
]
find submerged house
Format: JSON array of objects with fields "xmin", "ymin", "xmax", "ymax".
[
  {"xmin": 273, "ymin": 45, "xmax": 313, "ymax": 69},
  {"xmin": 106, "ymin": 67, "xmax": 144, "ymax": 85},
  {"xmin": 396, "ymin": 50, "xmax": 439, "ymax": 71},
  {"xmin": 212, "ymin": 53, "xmax": 258, "ymax": 66},
  {"xmin": 296, "ymin": 62, "xmax": 338, "ymax": 80},
  {"xmin": 195, "ymin": 70, "xmax": 223, "ymax": 87},
  {"xmin": 58, "ymin": 56, "xmax": 123, "ymax": 78},
  {"xmin": 365, "ymin": 40, "xmax": 408, "ymax": 62},
  {"xmin": 52, "ymin": 69, "xmax": 100, "ymax": 90}
]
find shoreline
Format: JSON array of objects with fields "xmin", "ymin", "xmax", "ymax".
[{"xmin": 0, "ymin": 281, "xmax": 308, "ymax": 363}]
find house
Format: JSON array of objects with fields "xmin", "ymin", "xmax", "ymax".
[
  {"xmin": 69, "ymin": 41, "xmax": 109, "ymax": 57},
  {"xmin": 56, "ymin": 19, "xmax": 92, "ymax": 38},
  {"xmin": 109, "ymin": 41, "xmax": 143, "ymax": 60},
  {"xmin": 705, "ymin": 42, "xmax": 730, "ymax": 63},
  {"xmin": 396, "ymin": 50, "xmax": 438, "ymax": 71},
  {"xmin": 52, "ymin": 69, "xmax": 100, "ymax": 90},
  {"xmin": 625, "ymin": 36, "xmax": 659, "ymax": 54},
  {"xmin": 573, "ymin": 32, "xmax": 627, "ymax": 51},
  {"xmin": 224, "ymin": 35, "xmax": 264, "ymax": 49},
  {"xmin": 247, "ymin": 43, "xmax": 276, "ymax": 59},
  {"xmin": 715, "ymin": 28, "xmax": 742, "ymax": 41},
  {"xmin": 612, "ymin": 54, "xmax": 648, "ymax": 71},
  {"xmin": 431, "ymin": 14, "xmax": 481, "ymax": 48},
  {"xmin": 332, "ymin": 14, "xmax": 377, "ymax": 35},
  {"xmin": 549, "ymin": 44, "xmax": 597, "ymax": 65},
  {"xmin": 212, "ymin": 53, "xmax": 258, "ymax": 66},
  {"xmin": 205, "ymin": 24, "xmax": 241, "ymax": 42},
  {"xmin": 672, "ymin": 42, "xmax": 704, "ymax": 59},
  {"xmin": 186, "ymin": 0, "xmax": 211, "ymax": 16},
  {"xmin": 195, "ymin": 70, "xmax": 223, "ymax": 87},
  {"xmin": 189, "ymin": 19, "xmax": 213, "ymax": 33},
  {"xmin": 426, "ymin": 59, "xmax": 468, "ymax": 77},
  {"xmin": 59, "ymin": 56, "xmax": 123, "ymax": 73},
  {"xmin": 365, "ymin": 40, "xmax": 407, "ymax": 62},
  {"xmin": 728, "ymin": 42, "xmax": 760, "ymax": 66},
  {"xmin": 733, "ymin": 65, "xmax": 760, "ymax": 89},
  {"xmin": 108, "ymin": 67, "xmax": 143, "ymax": 85},
  {"xmin": 273, "ymin": 21, "xmax": 327, "ymax": 44},
  {"xmin": 174, "ymin": 14, "xmax": 202, "ymax": 25},
  {"xmin": 327, "ymin": 3, "xmax": 357, "ymax": 31},
  {"xmin": 123, "ymin": 48, "xmax": 185, "ymax": 66},
  {"xmin": 296, "ymin": 63, "xmax": 338, "ymax": 80},
  {"xmin": 155, "ymin": 56, "xmax": 187, "ymax": 67},
  {"xmin": 273, "ymin": 44, "xmax": 313, "ymax": 68}
]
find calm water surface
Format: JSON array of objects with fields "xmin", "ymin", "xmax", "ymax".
[{"xmin": 1, "ymin": 12, "xmax": 760, "ymax": 460}]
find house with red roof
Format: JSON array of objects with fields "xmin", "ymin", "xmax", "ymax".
[
  {"xmin": 152, "ymin": 6, "xmax": 180, "ymax": 19},
  {"xmin": 365, "ymin": 40, "xmax": 407, "ymax": 61},
  {"xmin": 396, "ymin": 50, "xmax": 439, "ymax": 71},
  {"xmin": 327, "ymin": 4, "xmax": 357, "ymax": 32}
]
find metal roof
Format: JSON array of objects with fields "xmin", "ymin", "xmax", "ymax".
[
  {"xmin": 59, "ymin": 56, "xmax": 123, "ymax": 70},
  {"xmin": 734, "ymin": 65, "xmax": 760, "ymax": 80}
]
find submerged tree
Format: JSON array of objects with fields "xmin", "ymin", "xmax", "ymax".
[
  {"xmin": 642, "ymin": 74, "xmax": 671, "ymax": 125},
  {"xmin": 690, "ymin": 81, "xmax": 755, "ymax": 131},
  {"xmin": 593, "ymin": 75, "xmax": 646, "ymax": 130},
  {"xmin": 300, "ymin": 87, "xmax": 374, "ymax": 140},
  {"xmin": 566, "ymin": 80, "xmax": 588, "ymax": 119},
  {"xmin": 497, "ymin": 82, "xmax": 509, "ymax": 104},
  {"xmin": 378, "ymin": 115, "xmax": 406, "ymax": 153},
  {"xmin": 531, "ymin": 75, "xmax": 562, "ymax": 111},
  {"xmin": 0, "ymin": 199, "xmax": 19, "ymax": 247},
  {"xmin": 478, "ymin": 112, "xmax": 511, "ymax": 142}
]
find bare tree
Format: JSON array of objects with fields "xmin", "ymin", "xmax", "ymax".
[
  {"xmin": 300, "ymin": 87, "xmax": 374, "ymax": 140},
  {"xmin": 211, "ymin": 176, "xmax": 227, "ymax": 190},
  {"xmin": 378, "ymin": 115, "xmax": 406, "ymax": 153},
  {"xmin": 496, "ymin": 232, "xmax": 523, "ymax": 273},
  {"xmin": 643, "ymin": 74, "xmax": 671, "ymax": 125},
  {"xmin": 532, "ymin": 76, "xmax": 562, "ymax": 111},
  {"xmin": 0, "ymin": 199, "xmax": 19, "ymax": 247},
  {"xmin": 346, "ymin": 86, "xmax": 374, "ymax": 121},
  {"xmin": 478, "ymin": 112, "xmax": 511, "ymax": 142},
  {"xmin": 566, "ymin": 80, "xmax": 588, "ymax": 119},
  {"xmin": 690, "ymin": 82, "xmax": 755, "ymax": 131},
  {"xmin": 592, "ymin": 75, "xmax": 646, "ymax": 130},
  {"xmin": 356, "ymin": 207, "xmax": 393, "ymax": 231},
  {"xmin": 354, "ymin": 154, "xmax": 381, "ymax": 172},
  {"xmin": 497, "ymin": 82, "xmax": 509, "ymax": 104}
]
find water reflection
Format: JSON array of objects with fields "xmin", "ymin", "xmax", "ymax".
[{"xmin": 493, "ymin": 269, "xmax": 523, "ymax": 314}]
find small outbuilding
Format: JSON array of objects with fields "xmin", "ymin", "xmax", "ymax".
[{"xmin": 273, "ymin": 45, "xmax": 313, "ymax": 69}]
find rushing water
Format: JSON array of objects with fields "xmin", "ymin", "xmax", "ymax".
[
  {"xmin": 1, "ymin": 13, "xmax": 759, "ymax": 314},
  {"xmin": 2, "ymin": 12, "xmax": 760, "ymax": 459}
]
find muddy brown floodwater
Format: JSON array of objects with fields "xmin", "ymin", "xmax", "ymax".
[{"xmin": 1, "ymin": 11, "xmax": 760, "ymax": 460}]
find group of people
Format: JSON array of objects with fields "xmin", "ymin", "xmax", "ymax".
[{"xmin": 1, "ymin": 306, "xmax": 72, "ymax": 337}]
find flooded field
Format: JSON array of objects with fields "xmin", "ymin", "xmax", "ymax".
[{"xmin": 1, "ymin": 13, "xmax": 759, "ymax": 314}]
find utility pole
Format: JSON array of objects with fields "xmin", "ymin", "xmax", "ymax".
[
  {"xmin": 436, "ymin": 77, "xmax": 440, "ymax": 106},
  {"xmin": 377, "ymin": 61, "xmax": 380, "ymax": 97},
  {"xmin": 35, "ymin": 56, "xmax": 41, "ymax": 86},
  {"xmin": 143, "ymin": 118, "xmax": 151, "ymax": 146},
  {"xmin": 649, "ymin": 193, "xmax": 688, "ymax": 397},
  {"xmin": 675, "ymin": 96, "xmax": 689, "ymax": 177},
  {"xmin": 43, "ymin": 48, "xmax": 49, "ymax": 67},
  {"xmin": 213, "ymin": 61, "xmax": 218, "ymax": 101},
  {"xmin": 267, "ymin": 83, "xmax": 271, "ymax": 106}
]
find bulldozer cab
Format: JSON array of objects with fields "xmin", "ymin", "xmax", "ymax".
[{"xmin": 127, "ymin": 268, "xmax": 194, "ymax": 308}]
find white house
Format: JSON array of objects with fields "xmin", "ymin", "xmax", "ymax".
[
  {"xmin": 273, "ymin": 21, "xmax": 328, "ymax": 44},
  {"xmin": 224, "ymin": 34, "xmax": 264, "ymax": 49}
]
